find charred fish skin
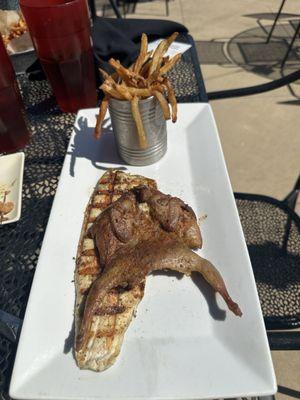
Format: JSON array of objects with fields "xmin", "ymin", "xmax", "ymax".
[{"xmin": 74, "ymin": 170, "xmax": 156, "ymax": 371}]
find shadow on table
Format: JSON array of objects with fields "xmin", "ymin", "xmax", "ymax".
[
  {"xmin": 243, "ymin": 12, "xmax": 300, "ymax": 21},
  {"xmin": 67, "ymin": 115, "xmax": 127, "ymax": 177},
  {"xmin": 195, "ymin": 20, "xmax": 300, "ymax": 101}
]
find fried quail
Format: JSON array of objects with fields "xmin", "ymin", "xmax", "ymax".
[{"xmin": 76, "ymin": 189, "xmax": 241, "ymax": 352}]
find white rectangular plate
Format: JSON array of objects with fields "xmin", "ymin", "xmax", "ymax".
[
  {"xmin": 0, "ymin": 152, "xmax": 24, "ymax": 225},
  {"xmin": 10, "ymin": 104, "xmax": 276, "ymax": 400}
]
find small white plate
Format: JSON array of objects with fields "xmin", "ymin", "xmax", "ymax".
[
  {"xmin": 10, "ymin": 104, "xmax": 276, "ymax": 400},
  {"xmin": 0, "ymin": 152, "xmax": 24, "ymax": 225}
]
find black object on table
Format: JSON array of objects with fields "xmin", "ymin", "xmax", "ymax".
[
  {"xmin": 25, "ymin": 17, "xmax": 190, "ymax": 83},
  {"xmin": 0, "ymin": 33, "xmax": 207, "ymax": 399}
]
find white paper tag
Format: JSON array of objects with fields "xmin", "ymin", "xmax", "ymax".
[{"xmin": 147, "ymin": 39, "xmax": 191, "ymax": 57}]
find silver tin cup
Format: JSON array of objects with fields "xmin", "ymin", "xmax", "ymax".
[{"xmin": 109, "ymin": 96, "xmax": 167, "ymax": 166}]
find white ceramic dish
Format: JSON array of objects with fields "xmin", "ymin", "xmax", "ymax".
[
  {"xmin": 0, "ymin": 152, "xmax": 24, "ymax": 225},
  {"xmin": 10, "ymin": 104, "xmax": 276, "ymax": 400},
  {"xmin": 7, "ymin": 32, "xmax": 34, "ymax": 55}
]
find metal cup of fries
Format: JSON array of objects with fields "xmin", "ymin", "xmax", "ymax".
[
  {"xmin": 109, "ymin": 96, "xmax": 167, "ymax": 165},
  {"xmin": 94, "ymin": 32, "xmax": 181, "ymax": 165}
]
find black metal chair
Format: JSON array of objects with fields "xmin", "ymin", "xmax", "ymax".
[
  {"xmin": 207, "ymin": 58, "xmax": 300, "ymax": 351},
  {"xmin": 130, "ymin": 0, "xmax": 170, "ymax": 17},
  {"xmin": 97, "ymin": 0, "xmax": 170, "ymax": 18},
  {"xmin": 207, "ymin": 69, "xmax": 300, "ymax": 100},
  {"xmin": 235, "ymin": 176, "xmax": 300, "ymax": 350},
  {"xmin": 88, "ymin": 0, "xmax": 123, "ymax": 19}
]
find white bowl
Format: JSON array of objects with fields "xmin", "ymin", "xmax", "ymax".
[{"xmin": 0, "ymin": 152, "xmax": 25, "ymax": 225}]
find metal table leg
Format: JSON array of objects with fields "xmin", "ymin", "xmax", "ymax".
[
  {"xmin": 108, "ymin": 0, "xmax": 123, "ymax": 18},
  {"xmin": 165, "ymin": 0, "xmax": 169, "ymax": 16},
  {"xmin": 281, "ymin": 20, "xmax": 300, "ymax": 67},
  {"xmin": 88, "ymin": 0, "xmax": 96, "ymax": 18},
  {"xmin": 132, "ymin": 0, "xmax": 138, "ymax": 13},
  {"xmin": 90, "ymin": 0, "xmax": 122, "ymax": 19},
  {"xmin": 266, "ymin": 0, "xmax": 287, "ymax": 43}
]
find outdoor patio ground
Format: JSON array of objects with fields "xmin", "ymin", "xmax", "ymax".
[{"xmin": 96, "ymin": 1, "xmax": 300, "ymax": 399}]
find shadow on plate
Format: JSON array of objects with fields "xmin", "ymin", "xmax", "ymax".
[
  {"xmin": 65, "ymin": 267, "xmax": 226, "ymax": 356},
  {"xmin": 64, "ymin": 319, "xmax": 75, "ymax": 355},
  {"xmin": 67, "ymin": 115, "xmax": 128, "ymax": 177},
  {"xmin": 191, "ymin": 272, "xmax": 226, "ymax": 321},
  {"xmin": 152, "ymin": 270, "xmax": 226, "ymax": 321}
]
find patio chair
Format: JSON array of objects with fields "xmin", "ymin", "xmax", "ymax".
[
  {"xmin": 207, "ymin": 74, "xmax": 300, "ymax": 352},
  {"xmin": 130, "ymin": 0, "xmax": 170, "ymax": 17},
  {"xmin": 88, "ymin": 0, "xmax": 123, "ymax": 18},
  {"xmin": 235, "ymin": 176, "xmax": 300, "ymax": 350},
  {"xmin": 99, "ymin": 0, "xmax": 171, "ymax": 18}
]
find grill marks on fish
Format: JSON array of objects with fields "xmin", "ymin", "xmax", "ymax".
[{"xmin": 75, "ymin": 170, "xmax": 156, "ymax": 371}]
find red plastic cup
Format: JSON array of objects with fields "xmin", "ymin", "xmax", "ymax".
[
  {"xmin": 20, "ymin": 0, "xmax": 97, "ymax": 113},
  {"xmin": 0, "ymin": 36, "xmax": 30, "ymax": 153}
]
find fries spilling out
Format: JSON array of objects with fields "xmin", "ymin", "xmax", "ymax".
[{"xmin": 94, "ymin": 32, "xmax": 181, "ymax": 149}]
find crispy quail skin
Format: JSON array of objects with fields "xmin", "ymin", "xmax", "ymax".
[{"xmin": 76, "ymin": 184, "xmax": 242, "ymax": 354}]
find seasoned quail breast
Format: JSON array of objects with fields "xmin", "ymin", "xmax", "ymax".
[
  {"xmin": 74, "ymin": 170, "xmax": 156, "ymax": 371},
  {"xmin": 75, "ymin": 171, "xmax": 241, "ymax": 371}
]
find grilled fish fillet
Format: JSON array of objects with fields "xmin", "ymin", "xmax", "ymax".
[{"xmin": 74, "ymin": 170, "xmax": 156, "ymax": 371}]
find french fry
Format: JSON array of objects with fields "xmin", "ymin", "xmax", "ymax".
[
  {"xmin": 152, "ymin": 90, "xmax": 171, "ymax": 120},
  {"xmin": 150, "ymin": 82, "xmax": 166, "ymax": 93},
  {"xmin": 145, "ymin": 50, "xmax": 154, "ymax": 62},
  {"xmin": 131, "ymin": 96, "xmax": 148, "ymax": 149},
  {"xmin": 115, "ymin": 83, "xmax": 133, "ymax": 101},
  {"xmin": 140, "ymin": 61, "xmax": 151, "ymax": 78},
  {"xmin": 164, "ymin": 31, "xmax": 179, "ymax": 49},
  {"xmin": 109, "ymin": 58, "xmax": 147, "ymax": 87},
  {"xmin": 159, "ymin": 53, "xmax": 181, "ymax": 75},
  {"xmin": 138, "ymin": 51, "xmax": 153, "ymax": 78},
  {"xmin": 133, "ymin": 33, "xmax": 148, "ymax": 74},
  {"xmin": 94, "ymin": 95, "xmax": 109, "ymax": 139},
  {"xmin": 95, "ymin": 32, "xmax": 179, "ymax": 140},
  {"xmin": 127, "ymin": 87, "xmax": 152, "ymax": 97},
  {"xmin": 109, "ymin": 58, "xmax": 135, "ymax": 85},
  {"xmin": 162, "ymin": 56, "xmax": 170, "ymax": 65},
  {"xmin": 99, "ymin": 68, "xmax": 110, "ymax": 80},
  {"xmin": 148, "ymin": 32, "xmax": 179, "ymax": 78},
  {"xmin": 99, "ymin": 68, "xmax": 120, "ymax": 85},
  {"xmin": 100, "ymin": 83, "xmax": 124, "ymax": 100},
  {"xmin": 148, "ymin": 40, "xmax": 166, "ymax": 78},
  {"xmin": 165, "ymin": 80, "xmax": 177, "ymax": 123}
]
